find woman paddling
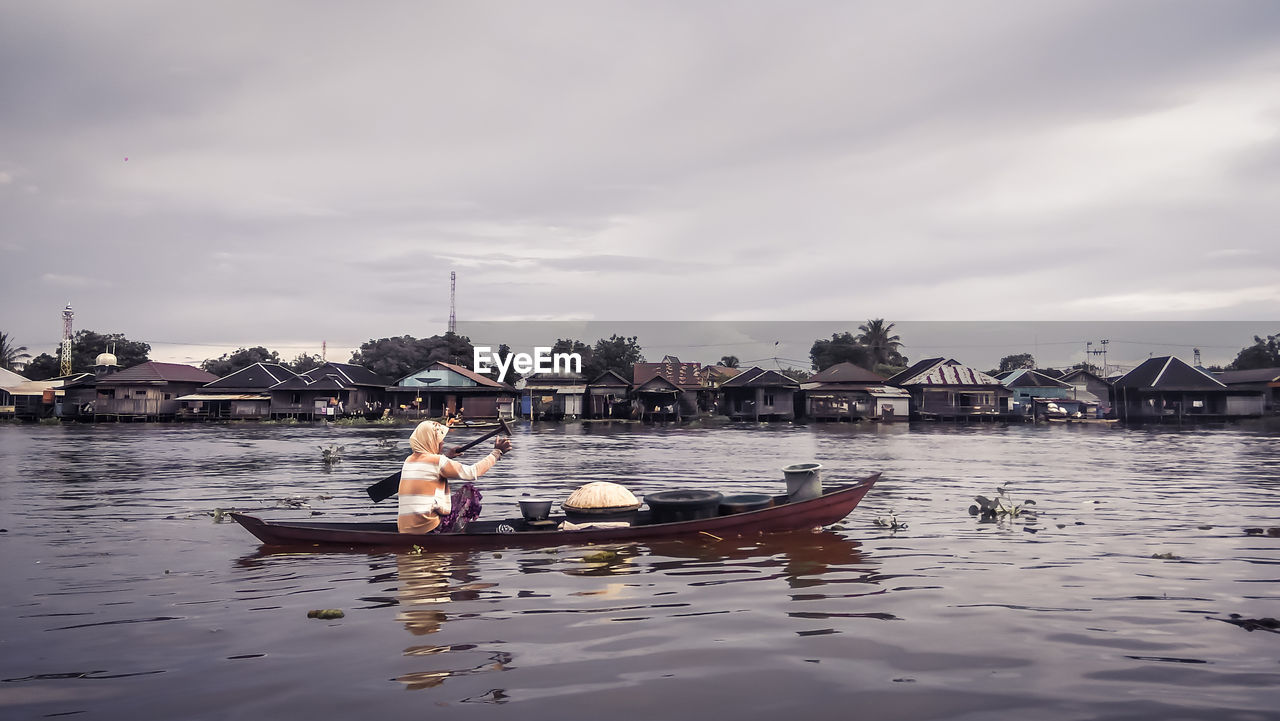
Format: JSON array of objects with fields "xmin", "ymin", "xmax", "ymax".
[{"xmin": 398, "ymin": 420, "xmax": 512, "ymax": 534}]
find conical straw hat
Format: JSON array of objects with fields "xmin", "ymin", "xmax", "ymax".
[{"xmin": 564, "ymin": 481, "xmax": 639, "ymax": 509}]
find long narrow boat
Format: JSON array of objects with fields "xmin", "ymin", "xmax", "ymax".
[{"xmin": 231, "ymin": 473, "xmax": 879, "ymax": 550}]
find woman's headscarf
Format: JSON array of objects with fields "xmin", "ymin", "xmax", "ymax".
[{"xmin": 409, "ymin": 420, "xmax": 450, "ymax": 455}]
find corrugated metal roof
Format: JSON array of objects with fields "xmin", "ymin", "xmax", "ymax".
[
  {"xmin": 1002, "ymin": 369, "xmax": 1072, "ymax": 389},
  {"xmin": 204, "ymin": 362, "xmax": 297, "ymax": 390},
  {"xmin": 720, "ymin": 367, "xmax": 799, "ymax": 388},
  {"xmin": 1114, "ymin": 356, "xmax": 1227, "ymax": 390},
  {"xmin": 633, "ymin": 361, "xmax": 702, "ymax": 389},
  {"xmin": 302, "ymin": 362, "xmax": 390, "ymax": 387},
  {"xmin": 901, "ymin": 363, "xmax": 1001, "ymax": 386}
]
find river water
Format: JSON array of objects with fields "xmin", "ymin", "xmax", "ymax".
[{"xmin": 1, "ymin": 420, "xmax": 1277, "ymax": 720}]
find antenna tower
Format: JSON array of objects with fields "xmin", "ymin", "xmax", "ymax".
[
  {"xmin": 60, "ymin": 303, "xmax": 74, "ymax": 376},
  {"xmin": 448, "ymin": 271, "xmax": 457, "ymax": 334}
]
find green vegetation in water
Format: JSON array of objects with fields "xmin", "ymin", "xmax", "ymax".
[
  {"xmin": 261, "ymin": 417, "xmax": 300, "ymax": 425},
  {"xmin": 319, "ymin": 444, "xmax": 344, "ymax": 465},
  {"xmin": 1150, "ymin": 552, "xmax": 1182, "ymax": 560},
  {"xmin": 38, "ymin": 417, "xmax": 61, "ymax": 425},
  {"xmin": 873, "ymin": 510, "xmax": 907, "ymax": 530},
  {"xmin": 969, "ymin": 486, "xmax": 1037, "ymax": 521},
  {"xmin": 306, "ymin": 609, "xmax": 345, "ymax": 620},
  {"xmin": 581, "ymin": 549, "xmax": 620, "ymax": 564}
]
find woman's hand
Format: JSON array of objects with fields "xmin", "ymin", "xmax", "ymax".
[
  {"xmin": 445, "ymin": 446, "xmax": 464, "ymax": 458},
  {"xmin": 495, "ymin": 437, "xmax": 512, "ymax": 455}
]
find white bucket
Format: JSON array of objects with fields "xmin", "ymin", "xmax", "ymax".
[{"xmin": 782, "ymin": 463, "xmax": 823, "ymax": 501}]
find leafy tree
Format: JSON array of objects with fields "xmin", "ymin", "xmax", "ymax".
[
  {"xmin": 779, "ymin": 367, "xmax": 811, "ymax": 382},
  {"xmin": 348, "ymin": 332, "xmax": 475, "ymax": 381},
  {"xmin": 719, "ymin": 355, "xmax": 740, "ymax": 368},
  {"xmin": 995, "ymin": 353, "xmax": 1036, "ymax": 374},
  {"xmin": 26, "ymin": 330, "xmax": 151, "ymax": 379},
  {"xmin": 587, "ymin": 335, "xmax": 644, "ymax": 379},
  {"xmin": 24, "ymin": 353, "xmax": 60, "ymax": 380},
  {"xmin": 0, "ymin": 332, "xmax": 31, "ymax": 371},
  {"xmin": 287, "ymin": 352, "xmax": 323, "ymax": 374},
  {"xmin": 856, "ymin": 319, "xmax": 906, "ymax": 367},
  {"xmin": 1228, "ymin": 333, "xmax": 1280, "ymax": 370},
  {"xmin": 201, "ymin": 346, "xmax": 282, "ymax": 377},
  {"xmin": 809, "ymin": 332, "xmax": 872, "ymax": 371},
  {"xmin": 540, "ymin": 338, "xmax": 592, "ymax": 378}
]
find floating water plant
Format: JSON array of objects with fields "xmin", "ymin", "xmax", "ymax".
[
  {"xmin": 873, "ymin": 510, "xmax": 907, "ymax": 530},
  {"xmin": 306, "ymin": 609, "xmax": 345, "ymax": 619},
  {"xmin": 969, "ymin": 486, "xmax": 1036, "ymax": 521},
  {"xmin": 319, "ymin": 444, "xmax": 345, "ymax": 466}
]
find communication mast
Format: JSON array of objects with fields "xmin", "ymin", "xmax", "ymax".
[
  {"xmin": 60, "ymin": 303, "xmax": 74, "ymax": 376},
  {"xmin": 448, "ymin": 271, "xmax": 457, "ymax": 334}
]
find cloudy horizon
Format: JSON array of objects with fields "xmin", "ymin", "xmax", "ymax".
[{"xmin": 2, "ymin": 2, "xmax": 1278, "ymax": 370}]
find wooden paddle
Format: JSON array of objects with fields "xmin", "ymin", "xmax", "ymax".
[{"xmin": 365, "ymin": 419, "xmax": 513, "ymax": 503}]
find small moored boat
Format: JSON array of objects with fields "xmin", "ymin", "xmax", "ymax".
[{"xmin": 230, "ymin": 473, "xmax": 880, "ymax": 550}]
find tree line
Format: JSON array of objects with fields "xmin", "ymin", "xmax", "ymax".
[{"xmin": 6, "ymin": 325, "xmax": 1277, "ymax": 382}]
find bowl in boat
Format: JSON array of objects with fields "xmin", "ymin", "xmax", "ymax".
[{"xmin": 518, "ymin": 498, "xmax": 553, "ymax": 521}]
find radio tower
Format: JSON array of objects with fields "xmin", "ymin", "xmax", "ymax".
[
  {"xmin": 447, "ymin": 271, "xmax": 457, "ymax": 334},
  {"xmin": 60, "ymin": 303, "xmax": 74, "ymax": 376}
]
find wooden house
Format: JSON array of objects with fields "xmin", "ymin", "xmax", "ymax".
[
  {"xmin": 62, "ymin": 361, "xmax": 219, "ymax": 421},
  {"xmin": 718, "ymin": 367, "xmax": 801, "ymax": 421},
  {"xmin": 1112, "ymin": 356, "xmax": 1264, "ymax": 421},
  {"xmin": 998, "ymin": 369, "xmax": 1073, "ymax": 418},
  {"xmin": 268, "ymin": 362, "xmax": 390, "ymax": 420},
  {"xmin": 1213, "ymin": 368, "xmax": 1280, "ymax": 415},
  {"xmin": 800, "ymin": 362, "xmax": 908, "ymax": 421},
  {"xmin": 886, "ymin": 358, "xmax": 1011, "ymax": 420},
  {"xmin": 632, "ymin": 359, "xmax": 702, "ymax": 419},
  {"xmin": 585, "ymin": 369, "xmax": 632, "ymax": 418},
  {"xmin": 176, "ymin": 362, "xmax": 297, "ymax": 420},
  {"xmin": 518, "ymin": 372, "xmax": 587, "ymax": 420},
  {"xmin": 389, "ymin": 361, "xmax": 516, "ymax": 419}
]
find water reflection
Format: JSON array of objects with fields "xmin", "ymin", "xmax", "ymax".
[{"xmin": 394, "ymin": 553, "xmax": 509, "ymax": 691}]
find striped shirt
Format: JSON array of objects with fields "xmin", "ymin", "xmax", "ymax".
[{"xmin": 397, "ymin": 449, "xmax": 502, "ymax": 533}]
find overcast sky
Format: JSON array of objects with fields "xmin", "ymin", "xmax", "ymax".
[{"xmin": 2, "ymin": 1, "xmax": 1278, "ymax": 369}]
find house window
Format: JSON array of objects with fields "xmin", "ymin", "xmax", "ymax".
[
  {"xmin": 292, "ymin": 393, "xmax": 301, "ymax": 404},
  {"xmin": 135, "ymin": 390, "xmax": 147, "ymax": 397},
  {"xmin": 164, "ymin": 393, "xmax": 171, "ymax": 400},
  {"xmin": 763, "ymin": 393, "xmax": 775, "ymax": 406}
]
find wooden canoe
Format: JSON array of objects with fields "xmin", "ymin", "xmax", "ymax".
[{"xmin": 230, "ymin": 473, "xmax": 879, "ymax": 550}]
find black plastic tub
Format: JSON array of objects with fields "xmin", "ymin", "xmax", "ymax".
[
  {"xmin": 718, "ymin": 493, "xmax": 774, "ymax": 515},
  {"xmin": 645, "ymin": 490, "xmax": 724, "ymax": 524}
]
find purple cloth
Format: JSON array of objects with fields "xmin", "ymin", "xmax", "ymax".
[{"xmin": 433, "ymin": 483, "xmax": 482, "ymax": 533}]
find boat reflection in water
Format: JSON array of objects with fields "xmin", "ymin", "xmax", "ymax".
[{"xmin": 394, "ymin": 552, "xmax": 510, "ymax": 691}]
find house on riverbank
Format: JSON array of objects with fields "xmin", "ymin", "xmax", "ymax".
[
  {"xmin": 887, "ymin": 358, "xmax": 1011, "ymax": 420},
  {"xmin": 518, "ymin": 372, "xmax": 587, "ymax": 420},
  {"xmin": 800, "ymin": 362, "xmax": 908, "ymax": 421},
  {"xmin": 998, "ymin": 369, "xmax": 1073, "ymax": 418},
  {"xmin": 63, "ymin": 361, "xmax": 218, "ymax": 421},
  {"xmin": 176, "ymin": 362, "xmax": 298, "ymax": 420},
  {"xmin": 269, "ymin": 362, "xmax": 390, "ymax": 420},
  {"xmin": 719, "ymin": 367, "xmax": 800, "ymax": 421},
  {"xmin": 586, "ymin": 370, "xmax": 632, "ymax": 419},
  {"xmin": 633, "ymin": 359, "xmax": 702, "ymax": 420},
  {"xmin": 1213, "ymin": 367, "xmax": 1280, "ymax": 415},
  {"xmin": 1112, "ymin": 356, "xmax": 1265, "ymax": 421},
  {"xmin": 390, "ymin": 361, "xmax": 516, "ymax": 419}
]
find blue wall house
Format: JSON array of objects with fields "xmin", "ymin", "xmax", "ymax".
[
  {"xmin": 1057, "ymin": 368, "xmax": 1113, "ymax": 417},
  {"xmin": 886, "ymin": 358, "xmax": 1012, "ymax": 420},
  {"xmin": 997, "ymin": 369, "xmax": 1073, "ymax": 418},
  {"xmin": 518, "ymin": 372, "xmax": 587, "ymax": 420},
  {"xmin": 389, "ymin": 361, "xmax": 516, "ymax": 419}
]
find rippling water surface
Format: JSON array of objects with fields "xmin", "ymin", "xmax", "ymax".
[{"xmin": 1, "ymin": 420, "xmax": 1278, "ymax": 720}]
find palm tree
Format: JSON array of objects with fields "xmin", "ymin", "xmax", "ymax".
[
  {"xmin": 0, "ymin": 332, "xmax": 31, "ymax": 371},
  {"xmin": 855, "ymin": 319, "xmax": 903, "ymax": 366},
  {"xmin": 719, "ymin": 355, "xmax": 740, "ymax": 368}
]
